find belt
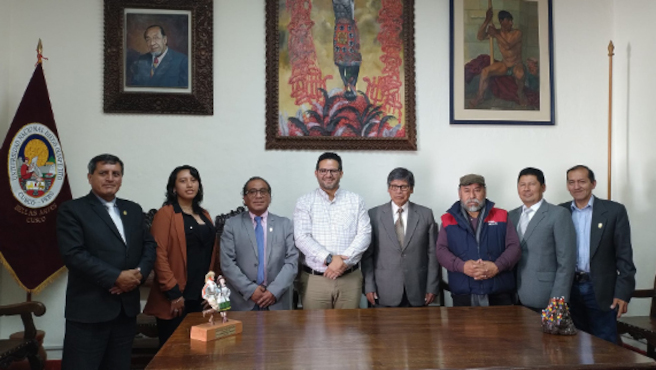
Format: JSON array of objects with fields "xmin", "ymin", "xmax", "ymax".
[
  {"xmin": 302, "ymin": 264, "xmax": 359, "ymax": 276},
  {"xmin": 574, "ymin": 271, "xmax": 590, "ymax": 283}
]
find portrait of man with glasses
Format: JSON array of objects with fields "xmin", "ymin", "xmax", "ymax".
[
  {"xmin": 362, "ymin": 167, "xmax": 439, "ymax": 308},
  {"xmin": 220, "ymin": 176, "xmax": 299, "ymax": 311}
]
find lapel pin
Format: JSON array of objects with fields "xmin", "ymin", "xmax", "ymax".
[
  {"xmin": 269, "ymin": 227, "xmax": 273, "ymax": 232},
  {"xmin": 123, "ymin": 210, "xmax": 127, "ymax": 216},
  {"xmin": 598, "ymin": 223, "xmax": 603, "ymax": 229}
]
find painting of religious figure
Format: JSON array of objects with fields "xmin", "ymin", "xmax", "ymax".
[
  {"xmin": 266, "ymin": 0, "xmax": 417, "ymax": 150},
  {"xmin": 450, "ymin": 0, "xmax": 554, "ymax": 125}
]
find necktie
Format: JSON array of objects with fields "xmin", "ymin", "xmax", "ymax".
[
  {"xmin": 518, "ymin": 208, "xmax": 533, "ymax": 240},
  {"xmin": 395, "ymin": 208, "xmax": 404, "ymax": 247},
  {"xmin": 255, "ymin": 216, "xmax": 265, "ymax": 285},
  {"xmin": 106, "ymin": 203, "xmax": 126, "ymax": 243},
  {"xmin": 151, "ymin": 57, "xmax": 159, "ymax": 77}
]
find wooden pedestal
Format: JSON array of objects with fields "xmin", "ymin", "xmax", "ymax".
[{"xmin": 190, "ymin": 319, "xmax": 242, "ymax": 342}]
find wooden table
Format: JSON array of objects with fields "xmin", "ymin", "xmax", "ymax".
[{"xmin": 145, "ymin": 306, "xmax": 656, "ymax": 369}]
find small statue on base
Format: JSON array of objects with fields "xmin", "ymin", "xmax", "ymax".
[{"xmin": 202, "ymin": 271, "xmax": 231, "ymax": 325}]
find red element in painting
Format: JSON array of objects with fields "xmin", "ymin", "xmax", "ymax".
[
  {"xmin": 282, "ymin": 0, "xmax": 405, "ymax": 138},
  {"xmin": 364, "ymin": 0, "xmax": 404, "ymax": 122},
  {"xmin": 465, "ymin": 55, "xmax": 539, "ymax": 108},
  {"xmin": 286, "ymin": 0, "xmax": 332, "ymax": 107}
]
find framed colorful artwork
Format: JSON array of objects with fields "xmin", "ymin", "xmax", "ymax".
[
  {"xmin": 450, "ymin": 0, "xmax": 554, "ymax": 125},
  {"xmin": 266, "ymin": 0, "xmax": 417, "ymax": 150},
  {"xmin": 103, "ymin": 0, "xmax": 213, "ymax": 115}
]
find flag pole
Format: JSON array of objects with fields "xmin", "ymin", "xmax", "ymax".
[
  {"xmin": 607, "ymin": 41, "xmax": 614, "ymax": 200},
  {"xmin": 36, "ymin": 39, "xmax": 47, "ymax": 66},
  {"xmin": 25, "ymin": 38, "xmax": 45, "ymax": 304}
]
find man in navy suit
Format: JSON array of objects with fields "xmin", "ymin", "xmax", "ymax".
[
  {"xmin": 57, "ymin": 154, "xmax": 156, "ymax": 370},
  {"xmin": 560, "ymin": 165, "xmax": 636, "ymax": 343},
  {"xmin": 128, "ymin": 25, "xmax": 189, "ymax": 88}
]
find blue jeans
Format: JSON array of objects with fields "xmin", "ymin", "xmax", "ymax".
[{"xmin": 570, "ymin": 281, "xmax": 618, "ymax": 343}]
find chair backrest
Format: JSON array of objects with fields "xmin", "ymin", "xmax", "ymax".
[
  {"xmin": 212, "ymin": 206, "xmax": 247, "ymax": 274},
  {"xmin": 438, "ymin": 266, "xmax": 450, "ymax": 306},
  {"xmin": 629, "ymin": 274, "xmax": 656, "ymax": 318}
]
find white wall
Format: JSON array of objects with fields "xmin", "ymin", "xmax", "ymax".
[
  {"xmin": 611, "ymin": 0, "xmax": 656, "ymax": 316},
  {"xmin": 0, "ymin": 0, "xmax": 10, "ymax": 336},
  {"xmin": 1, "ymin": 0, "xmax": 654, "ymax": 353}
]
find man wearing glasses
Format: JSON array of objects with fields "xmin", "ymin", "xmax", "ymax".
[
  {"xmin": 294, "ymin": 152, "xmax": 372, "ymax": 309},
  {"xmin": 436, "ymin": 174, "xmax": 521, "ymax": 306},
  {"xmin": 220, "ymin": 177, "xmax": 299, "ymax": 310},
  {"xmin": 362, "ymin": 168, "xmax": 439, "ymax": 307}
]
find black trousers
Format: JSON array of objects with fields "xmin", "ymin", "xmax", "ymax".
[
  {"xmin": 62, "ymin": 308, "xmax": 136, "ymax": 370},
  {"xmin": 156, "ymin": 299, "xmax": 203, "ymax": 348}
]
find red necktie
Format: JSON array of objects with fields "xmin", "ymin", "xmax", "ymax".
[{"xmin": 151, "ymin": 57, "xmax": 159, "ymax": 77}]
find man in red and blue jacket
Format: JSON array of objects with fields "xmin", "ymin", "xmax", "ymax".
[{"xmin": 436, "ymin": 174, "xmax": 521, "ymax": 306}]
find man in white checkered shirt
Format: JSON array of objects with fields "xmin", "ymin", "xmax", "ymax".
[{"xmin": 294, "ymin": 152, "xmax": 372, "ymax": 309}]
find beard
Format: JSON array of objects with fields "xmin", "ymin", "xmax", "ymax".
[{"xmin": 461, "ymin": 198, "xmax": 484, "ymax": 212}]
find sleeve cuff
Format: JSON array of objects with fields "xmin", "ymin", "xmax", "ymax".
[
  {"xmin": 164, "ymin": 285, "xmax": 183, "ymax": 300},
  {"xmin": 455, "ymin": 260, "xmax": 466, "ymax": 273}
]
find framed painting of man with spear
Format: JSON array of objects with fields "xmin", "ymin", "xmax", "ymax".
[
  {"xmin": 266, "ymin": 0, "xmax": 417, "ymax": 150},
  {"xmin": 450, "ymin": 0, "xmax": 554, "ymax": 125}
]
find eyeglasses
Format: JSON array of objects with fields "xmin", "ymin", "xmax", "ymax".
[
  {"xmin": 318, "ymin": 169, "xmax": 341, "ymax": 175},
  {"xmin": 389, "ymin": 185, "xmax": 411, "ymax": 191},
  {"xmin": 245, "ymin": 188, "xmax": 270, "ymax": 197}
]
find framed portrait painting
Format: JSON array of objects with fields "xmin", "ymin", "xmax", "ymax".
[
  {"xmin": 266, "ymin": 0, "xmax": 417, "ymax": 150},
  {"xmin": 104, "ymin": 0, "xmax": 213, "ymax": 115},
  {"xmin": 450, "ymin": 0, "xmax": 554, "ymax": 125}
]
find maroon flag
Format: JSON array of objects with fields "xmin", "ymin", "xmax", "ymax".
[{"xmin": 0, "ymin": 63, "xmax": 72, "ymax": 293}]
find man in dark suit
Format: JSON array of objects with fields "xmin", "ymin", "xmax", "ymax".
[
  {"xmin": 57, "ymin": 154, "xmax": 156, "ymax": 370},
  {"xmin": 220, "ymin": 176, "xmax": 299, "ymax": 311},
  {"xmin": 363, "ymin": 168, "xmax": 439, "ymax": 307},
  {"xmin": 128, "ymin": 25, "xmax": 189, "ymax": 88},
  {"xmin": 560, "ymin": 165, "xmax": 636, "ymax": 343},
  {"xmin": 509, "ymin": 167, "xmax": 576, "ymax": 311}
]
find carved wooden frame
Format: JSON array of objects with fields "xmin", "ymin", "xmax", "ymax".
[
  {"xmin": 103, "ymin": 0, "xmax": 213, "ymax": 115},
  {"xmin": 265, "ymin": 0, "xmax": 417, "ymax": 151}
]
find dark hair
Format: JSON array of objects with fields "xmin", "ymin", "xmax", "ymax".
[
  {"xmin": 163, "ymin": 165, "xmax": 204, "ymax": 214},
  {"xmin": 88, "ymin": 154, "xmax": 123, "ymax": 175},
  {"xmin": 242, "ymin": 176, "xmax": 272, "ymax": 197},
  {"xmin": 518, "ymin": 167, "xmax": 545, "ymax": 186},
  {"xmin": 316, "ymin": 152, "xmax": 342, "ymax": 171},
  {"xmin": 144, "ymin": 25, "xmax": 166, "ymax": 39},
  {"xmin": 567, "ymin": 165, "xmax": 596, "ymax": 183},
  {"xmin": 387, "ymin": 167, "xmax": 415, "ymax": 188},
  {"xmin": 498, "ymin": 10, "xmax": 513, "ymax": 22}
]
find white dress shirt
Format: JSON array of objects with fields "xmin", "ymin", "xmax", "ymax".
[
  {"xmin": 293, "ymin": 188, "xmax": 372, "ymax": 272},
  {"xmin": 521, "ymin": 198, "xmax": 544, "ymax": 223}
]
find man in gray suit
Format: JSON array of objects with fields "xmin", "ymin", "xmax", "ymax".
[
  {"xmin": 220, "ymin": 177, "xmax": 299, "ymax": 310},
  {"xmin": 362, "ymin": 168, "xmax": 439, "ymax": 307},
  {"xmin": 560, "ymin": 165, "xmax": 636, "ymax": 343},
  {"xmin": 509, "ymin": 167, "xmax": 576, "ymax": 311}
]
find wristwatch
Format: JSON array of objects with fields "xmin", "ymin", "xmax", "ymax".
[{"xmin": 325, "ymin": 254, "xmax": 333, "ymax": 266}]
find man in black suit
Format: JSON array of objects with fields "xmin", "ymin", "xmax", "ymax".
[
  {"xmin": 560, "ymin": 165, "xmax": 636, "ymax": 343},
  {"xmin": 57, "ymin": 154, "xmax": 156, "ymax": 370}
]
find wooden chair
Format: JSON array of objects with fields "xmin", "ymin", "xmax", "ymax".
[
  {"xmin": 437, "ymin": 266, "xmax": 450, "ymax": 307},
  {"xmin": 617, "ymin": 275, "xmax": 656, "ymax": 358},
  {"xmin": 214, "ymin": 206, "xmax": 247, "ymax": 275},
  {"xmin": 0, "ymin": 301, "xmax": 46, "ymax": 370},
  {"xmin": 131, "ymin": 208, "xmax": 160, "ymax": 369}
]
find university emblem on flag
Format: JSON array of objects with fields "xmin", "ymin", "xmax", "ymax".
[{"xmin": 8, "ymin": 122, "xmax": 65, "ymax": 209}]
